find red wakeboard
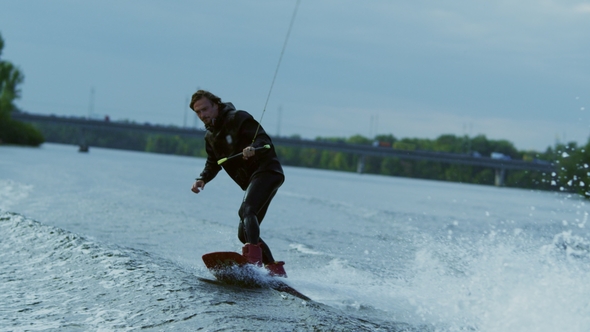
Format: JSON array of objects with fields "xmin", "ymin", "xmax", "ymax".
[
  {"xmin": 202, "ymin": 251, "xmax": 256, "ymax": 286},
  {"xmin": 201, "ymin": 251, "xmax": 311, "ymax": 301}
]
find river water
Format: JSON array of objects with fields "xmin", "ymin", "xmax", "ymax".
[{"xmin": 2, "ymin": 143, "xmax": 590, "ymax": 331}]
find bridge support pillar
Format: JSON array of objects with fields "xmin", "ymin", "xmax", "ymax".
[
  {"xmin": 357, "ymin": 155, "xmax": 366, "ymax": 174},
  {"xmin": 494, "ymin": 168, "xmax": 506, "ymax": 187}
]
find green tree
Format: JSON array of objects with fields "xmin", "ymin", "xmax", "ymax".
[
  {"xmin": 0, "ymin": 32, "xmax": 23, "ymax": 120},
  {"xmin": 555, "ymin": 141, "xmax": 590, "ymax": 198},
  {"xmin": 374, "ymin": 134, "xmax": 397, "ymax": 145},
  {"xmin": 0, "ymin": 32, "xmax": 43, "ymax": 146},
  {"xmin": 435, "ymin": 134, "xmax": 464, "ymax": 153},
  {"xmin": 346, "ymin": 134, "xmax": 372, "ymax": 145}
]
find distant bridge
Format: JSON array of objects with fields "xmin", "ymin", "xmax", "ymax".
[{"xmin": 12, "ymin": 112, "xmax": 556, "ymax": 186}]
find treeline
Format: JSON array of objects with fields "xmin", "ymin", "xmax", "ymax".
[
  {"xmin": 0, "ymin": 32, "xmax": 44, "ymax": 146},
  {"xmin": 12, "ymin": 116, "xmax": 590, "ymax": 195},
  {"xmin": 27, "ymin": 118, "xmax": 567, "ymax": 191},
  {"xmin": 275, "ymin": 133, "xmax": 555, "ymax": 190}
]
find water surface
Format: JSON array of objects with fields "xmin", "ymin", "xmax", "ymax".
[{"xmin": 2, "ymin": 143, "xmax": 589, "ymax": 331}]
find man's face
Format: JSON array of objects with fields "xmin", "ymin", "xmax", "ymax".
[{"xmin": 192, "ymin": 98, "xmax": 219, "ymax": 127}]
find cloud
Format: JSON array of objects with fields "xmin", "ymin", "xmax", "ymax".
[{"xmin": 574, "ymin": 3, "xmax": 590, "ymax": 13}]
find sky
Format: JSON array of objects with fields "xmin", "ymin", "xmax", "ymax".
[{"xmin": 1, "ymin": 0, "xmax": 589, "ymax": 152}]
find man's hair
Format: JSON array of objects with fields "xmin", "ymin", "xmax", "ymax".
[{"xmin": 189, "ymin": 90, "xmax": 222, "ymax": 110}]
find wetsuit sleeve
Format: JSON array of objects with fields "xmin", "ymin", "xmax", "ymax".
[{"xmin": 197, "ymin": 143, "xmax": 222, "ymax": 183}]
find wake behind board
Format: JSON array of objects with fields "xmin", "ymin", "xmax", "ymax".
[{"xmin": 202, "ymin": 251, "xmax": 311, "ymax": 301}]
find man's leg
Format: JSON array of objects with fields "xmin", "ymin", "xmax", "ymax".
[{"xmin": 238, "ymin": 172, "xmax": 284, "ymax": 264}]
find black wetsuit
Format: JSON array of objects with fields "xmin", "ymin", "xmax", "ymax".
[{"xmin": 197, "ymin": 102, "xmax": 284, "ymax": 264}]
